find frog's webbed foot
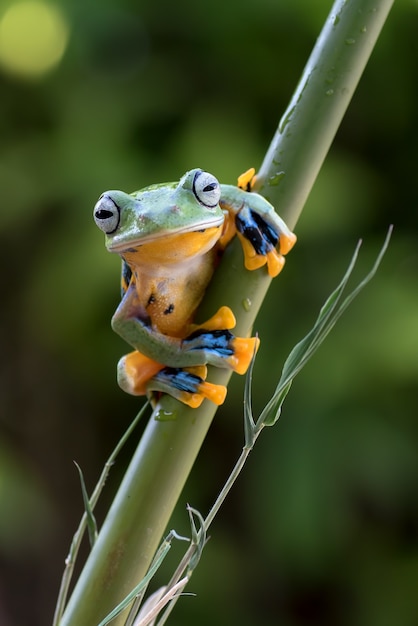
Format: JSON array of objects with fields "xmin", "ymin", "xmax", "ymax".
[
  {"xmin": 235, "ymin": 206, "xmax": 297, "ymax": 277},
  {"xmin": 221, "ymin": 168, "xmax": 297, "ymax": 278},
  {"xmin": 183, "ymin": 327, "xmax": 259, "ymax": 375},
  {"xmin": 147, "ymin": 365, "xmax": 227, "ymax": 409},
  {"xmin": 155, "ymin": 307, "xmax": 259, "ymax": 407},
  {"xmin": 117, "ymin": 352, "xmax": 226, "ymax": 408},
  {"xmin": 117, "ymin": 351, "xmax": 164, "ymax": 396},
  {"xmin": 190, "ymin": 305, "xmax": 236, "ymax": 333},
  {"xmin": 237, "ymin": 167, "xmax": 257, "ymax": 192},
  {"xmin": 159, "ymin": 310, "xmax": 259, "ymax": 406},
  {"xmin": 186, "ymin": 305, "xmax": 259, "ymax": 374},
  {"xmin": 188, "ymin": 305, "xmax": 259, "ymax": 372}
]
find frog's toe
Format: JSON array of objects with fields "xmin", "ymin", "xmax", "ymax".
[
  {"xmin": 236, "ymin": 233, "xmax": 266, "ymax": 272},
  {"xmin": 237, "ymin": 231, "xmax": 291, "ymax": 277},
  {"xmin": 191, "ymin": 306, "xmax": 236, "ymax": 333},
  {"xmin": 147, "ymin": 366, "xmax": 227, "ymax": 408},
  {"xmin": 197, "ymin": 380, "xmax": 227, "ymax": 406},
  {"xmin": 266, "ymin": 248, "xmax": 286, "ymax": 277},
  {"xmin": 237, "ymin": 167, "xmax": 256, "ymax": 191},
  {"xmin": 227, "ymin": 335, "xmax": 260, "ymax": 374},
  {"xmin": 117, "ymin": 350, "xmax": 163, "ymax": 396},
  {"xmin": 279, "ymin": 231, "xmax": 297, "ymax": 256}
]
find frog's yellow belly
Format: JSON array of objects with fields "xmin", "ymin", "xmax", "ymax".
[{"xmin": 124, "ymin": 239, "xmax": 219, "ymax": 338}]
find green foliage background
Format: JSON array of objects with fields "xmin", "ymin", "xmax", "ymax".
[{"xmin": 1, "ymin": 1, "xmax": 417, "ymax": 624}]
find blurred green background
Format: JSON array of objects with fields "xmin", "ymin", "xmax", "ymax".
[{"xmin": 1, "ymin": 0, "xmax": 417, "ymax": 624}]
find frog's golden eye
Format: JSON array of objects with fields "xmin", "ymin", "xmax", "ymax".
[
  {"xmin": 193, "ymin": 171, "xmax": 221, "ymax": 208},
  {"xmin": 94, "ymin": 194, "xmax": 120, "ymax": 234}
]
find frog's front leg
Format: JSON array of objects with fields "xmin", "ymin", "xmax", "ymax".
[{"xmin": 219, "ymin": 185, "xmax": 296, "ymax": 277}]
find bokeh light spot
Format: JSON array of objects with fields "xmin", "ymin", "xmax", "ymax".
[{"xmin": 0, "ymin": 1, "xmax": 69, "ymax": 79}]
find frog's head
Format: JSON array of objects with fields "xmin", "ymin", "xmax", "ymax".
[{"xmin": 93, "ymin": 169, "xmax": 224, "ymax": 253}]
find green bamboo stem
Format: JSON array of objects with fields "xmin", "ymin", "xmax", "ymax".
[
  {"xmin": 59, "ymin": 1, "xmax": 393, "ymax": 624},
  {"xmin": 255, "ymin": 0, "xmax": 393, "ymax": 223}
]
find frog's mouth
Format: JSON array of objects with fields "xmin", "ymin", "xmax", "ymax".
[
  {"xmin": 108, "ymin": 217, "xmax": 224, "ymax": 253},
  {"xmin": 113, "ymin": 224, "xmax": 225, "ymax": 265}
]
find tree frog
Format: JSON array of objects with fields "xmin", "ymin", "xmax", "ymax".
[{"xmin": 94, "ymin": 168, "xmax": 296, "ymax": 408}]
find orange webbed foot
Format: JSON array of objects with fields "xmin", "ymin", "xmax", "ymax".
[
  {"xmin": 117, "ymin": 350, "xmax": 163, "ymax": 396},
  {"xmin": 237, "ymin": 167, "xmax": 257, "ymax": 191},
  {"xmin": 147, "ymin": 364, "xmax": 227, "ymax": 408},
  {"xmin": 226, "ymin": 335, "xmax": 260, "ymax": 375},
  {"xmin": 190, "ymin": 306, "xmax": 236, "ymax": 333}
]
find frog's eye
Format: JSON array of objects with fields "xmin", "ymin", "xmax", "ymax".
[
  {"xmin": 193, "ymin": 171, "xmax": 221, "ymax": 208},
  {"xmin": 93, "ymin": 194, "xmax": 120, "ymax": 234}
]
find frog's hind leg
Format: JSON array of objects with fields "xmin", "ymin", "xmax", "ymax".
[
  {"xmin": 118, "ymin": 352, "xmax": 226, "ymax": 408},
  {"xmin": 189, "ymin": 305, "xmax": 260, "ymax": 376},
  {"xmin": 147, "ymin": 365, "xmax": 227, "ymax": 409},
  {"xmin": 117, "ymin": 350, "xmax": 164, "ymax": 396}
]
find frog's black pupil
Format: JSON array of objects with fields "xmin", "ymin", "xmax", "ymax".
[
  {"xmin": 203, "ymin": 184, "xmax": 217, "ymax": 192},
  {"xmin": 97, "ymin": 209, "xmax": 114, "ymax": 219}
]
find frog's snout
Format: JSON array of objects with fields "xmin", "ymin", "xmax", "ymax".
[{"xmin": 94, "ymin": 194, "xmax": 120, "ymax": 234}]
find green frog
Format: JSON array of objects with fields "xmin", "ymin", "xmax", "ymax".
[{"xmin": 94, "ymin": 168, "xmax": 296, "ymax": 408}]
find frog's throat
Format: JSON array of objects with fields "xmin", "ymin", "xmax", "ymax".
[{"xmin": 108, "ymin": 217, "xmax": 224, "ymax": 253}]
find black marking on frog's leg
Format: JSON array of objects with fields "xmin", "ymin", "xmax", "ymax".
[
  {"xmin": 147, "ymin": 294, "xmax": 156, "ymax": 307},
  {"xmin": 153, "ymin": 367, "xmax": 203, "ymax": 394},
  {"xmin": 121, "ymin": 261, "xmax": 133, "ymax": 296},
  {"xmin": 185, "ymin": 328, "xmax": 235, "ymax": 357},
  {"xmin": 235, "ymin": 210, "xmax": 279, "ymax": 256},
  {"xmin": 164, "ymin": 303, "xmax": 175, "ymax": 315}
]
